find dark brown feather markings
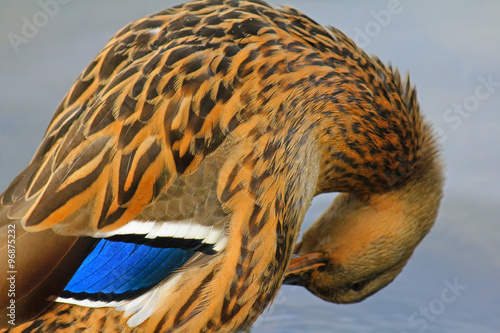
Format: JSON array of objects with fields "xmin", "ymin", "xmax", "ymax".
[{"xmin": 0, "ymin": 1, "xmax": 440, "ymax": 332}]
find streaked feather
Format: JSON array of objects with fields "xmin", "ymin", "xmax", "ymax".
[{"xmin": 0, "ymin": 0, "xmax": 441, "ymax": 332}]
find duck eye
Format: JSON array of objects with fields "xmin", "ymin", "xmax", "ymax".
[{"xmin": 350, "ymin": 280, "xmax": 367, "ymax": 292}]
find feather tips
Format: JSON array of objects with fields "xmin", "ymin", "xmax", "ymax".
[{"xmin": 56, "ymin": 219, "xmax": 227, "ymax": 311}]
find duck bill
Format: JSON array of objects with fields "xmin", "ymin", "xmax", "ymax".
[{"xmin": 283, "ymin": 252, "xmax": 328, "ymax": 285}]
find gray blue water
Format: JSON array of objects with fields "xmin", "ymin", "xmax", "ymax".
[{"xmin": 1, "ymin": 1, "xmax": 498, "ymax": 332}]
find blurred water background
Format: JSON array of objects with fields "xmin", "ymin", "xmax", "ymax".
[{"xmin": 0, "ymin": 1, "xmax": 498, "ymax": 332}]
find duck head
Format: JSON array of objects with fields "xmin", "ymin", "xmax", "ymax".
[{"xmin": 284, "ymin": 123, "xmax": 444, "ymax": 304}]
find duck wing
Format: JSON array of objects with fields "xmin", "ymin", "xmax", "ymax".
[{"xmin": 0, "ymin": 14, "xmax": 241, "ymax": 325}]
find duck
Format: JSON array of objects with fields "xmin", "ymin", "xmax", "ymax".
[{"xmin": 0, "ymin": 0, "xmax": 443, "ymax": 332}]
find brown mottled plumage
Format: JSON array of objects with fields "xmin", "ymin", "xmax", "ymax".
[
  {"xmin": 284, "ymin": 122, "xmax": 444, "ymax": 303},
  {"xmin": 0, "ymin": 0, "xmax": 442, "ymax": 332}
]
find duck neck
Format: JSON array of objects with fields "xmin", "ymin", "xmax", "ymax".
[
  {"xmin": 383, "ymin": 135, "xmax": 444, "ymax": 246},
  {"xmin": 308, "ymin": 133, "xmax": 444, "ymax": 262}
]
